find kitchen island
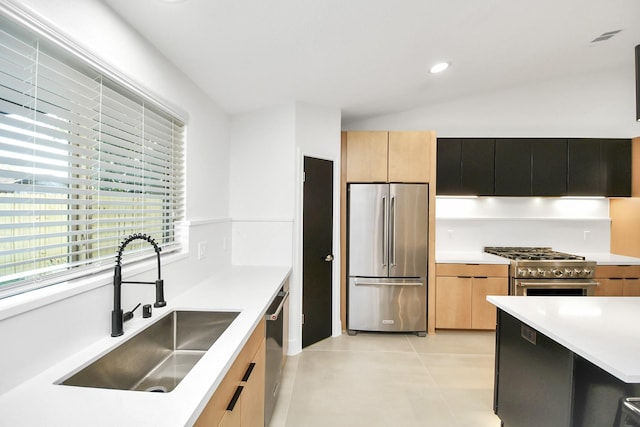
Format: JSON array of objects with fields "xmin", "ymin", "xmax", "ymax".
[
  {"xmin": 489, "ymin": 295, "xmax": 640, "ymax": 427},
  {"xmin": 0, "ymin": 266, "xmax": 290, "ymax": 427}
]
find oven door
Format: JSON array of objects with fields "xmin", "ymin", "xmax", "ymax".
[{"xmin": 511, "ymin": 279, "xmax": 599, "ymax": 296}]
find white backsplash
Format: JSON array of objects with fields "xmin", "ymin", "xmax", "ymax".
[{"xmin": 435, "ymin": 197, "xmax": 611, "ymax": 253}]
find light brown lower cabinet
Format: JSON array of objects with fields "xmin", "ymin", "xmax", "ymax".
[
  {"xmin": 195, "ymin": 321, "xmax": 266, "ymax": 427},
  {"xmin": 435, "ymin": 264, "xmax": 508, "ymax": 330},
  {"xmin": 594, "ymin": 265, "xmax": 640, "ymax": 296}
]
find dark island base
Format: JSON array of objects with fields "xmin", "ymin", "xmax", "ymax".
[{"xmin": 494, "ymin": 310, "xmax": 640, "ymax": 427}]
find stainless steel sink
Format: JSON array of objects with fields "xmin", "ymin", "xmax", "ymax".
[{"xmin": 58, "ymin": 310, "xmax": 240, "ymax": 393}]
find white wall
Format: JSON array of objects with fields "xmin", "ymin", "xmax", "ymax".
[
  {"xmin": 0, "ymin": 0, "xmax": 232, "ymax": 394},
  {"xmin": 436, "ymin": 197, "xmax": 611, "ymax": 254},
  {"xmin": 229, "ymin": 104, "xmax": 296, "ymax": 266},
  {"xmin": 344, "ymin": 67, "xmax": 640, "ymax": 138},
  {"xmin": 292, "ymin": 103, "xmax": 343, "ymax": 350},
  {"xmin": 229, "ymin": 102, "xmax": 342, "ymax": 355}
]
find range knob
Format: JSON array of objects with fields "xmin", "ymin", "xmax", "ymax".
[
  {"xmin": 564, "ymin": 268, "xmax": 573, "ymax": 277},
  {"xmin": 527, "ymin": 268, "xmax": 538, "ymax": 277},
  {"xmin": 583, "ymin": 268, "xmax": 593, "ymax": 277},
  {"xmin": 574, "ymin": 268, "xmax": 583, "ymax": 277},
  {"xmin": 537, "ymin": 268, "xmax": 547, "ymax": 277},
  {"xmin": 551, "ymin": 268, "xmax": 563, "ymax": 277}
]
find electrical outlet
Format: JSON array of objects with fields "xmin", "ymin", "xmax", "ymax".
[{"xmin": 197, "ymin": 241, "xmax": 207, "ymax": 260}]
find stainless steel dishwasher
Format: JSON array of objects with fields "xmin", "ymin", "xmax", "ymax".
[{"xmin": 264, "ymin": 281, "xmax": 289, "ymax": 426}]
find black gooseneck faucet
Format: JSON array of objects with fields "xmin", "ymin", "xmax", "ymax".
[{"xmin": 111, "ymin": 233, "xmax": 167, "ymax": 337}]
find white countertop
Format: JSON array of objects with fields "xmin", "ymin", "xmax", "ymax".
[
  {"xmin": 0, "ymin": 265, "xmax": 291, "ymax": 427},
  {"xmin": 577, "ymin": 252, "xmax": 640, "ymax": 265},
  {"xmin": 488, "ymin": 295, "xmax": 640, "ymax": 383},
  {"xmin": 436, "ymin": 251, "xmax": 640, "ymax": 265},
  {"xmin": 436, "ymin": 251, "xmax": 510, "ymax": 264}
]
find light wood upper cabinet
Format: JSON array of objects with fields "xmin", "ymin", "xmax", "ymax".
[
  {"xmin": 388, "ymin": 131, "xmax": 432, "ymax": 182},
  {"xmin": 345, "ymin": 131, "xmax": 434, "ymax": 183},
  {"xmin": 345, "ymin": 131, "xmax": 388, "ymax": 182}
]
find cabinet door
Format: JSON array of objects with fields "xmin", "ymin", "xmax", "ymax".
[
  {"xmin": 532, "ymin": 139, "xmax": 567, "ymax": 196},
  {"xmin": 435, "ymin": 276, "xmax": 472, "ymax": 329},
  {"xmin": 496, "ymin": 311, "xmax": 574, "ymax": 427},
  {"xmin": 471, "ymin": 277, "xmax": 508, "ymax": 330},
  {"xmin": 436, "ymin": 138, "xmax": 463, "ymax": 195},
  {"xmin": 461, "ymin": 139, "xmax": 494, "ymax": 195},
  {"xmin": 241, "ymin": 339, "xmax": 266, "ymax": 427},
  {"xmin": 593, "ymin": 278, "xmax": 623, "ymax": 296},
  {"xmin": 217, "ymin": 396, "xmax": 242, "ymax": 427},
  {"xmin": 388, "ymin": 131, "xmax": 431, "ymax": 182},
  {"xmin": 495, "ymin": 139, "xmax": 532, "ymax": 196},
  {"xmin": 601, "ymin": 138, "xmax": 631, "ymax": 197},
  {"xmin": 345, "ymin": 131, "xmax": 388, "ymax": 182},
  {"xmin": 568, "ymin": 139, "xmax": 602, "ymax": 196},
  {"xmin": 623, "ymin": 278, "xmax": 640, "ymax": 296}
]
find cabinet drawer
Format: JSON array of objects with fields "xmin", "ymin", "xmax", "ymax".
[
  {"xmin": 436, "ymin": 263, "xmax": 508, "ymax": 277},
  {"xmin": 595, "ymin": 265, "xmax": 640, "ymax": 278},
  {"xmin": 195, "ymin": 321, "xmax": 265, "ymax": 427}
]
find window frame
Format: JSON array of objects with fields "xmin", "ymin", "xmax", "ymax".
[{"xmin": 0, "ymin": 3, "xmax": 187, "ymax": 300}]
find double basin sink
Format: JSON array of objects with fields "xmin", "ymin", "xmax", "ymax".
[{"xmin": 58, "ymin": 310, "xmax": 240, "ymax": 393}]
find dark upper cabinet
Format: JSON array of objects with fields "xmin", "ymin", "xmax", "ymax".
[
  {"xmin": 437, "ymin": 138, "xmax": 494, "ymax": 195},
  {"xmin": 437, "ymin": 137, "xmax": 630, "ymax": 197},
  {"xmin": 568, "ymin": 139, "xmax": 602, "ymax": 196},
  {"xmin": 461, "ymin": 139, "xmax": 494, "ymax": 195},
  {"xmin": 600, "ymin": 138, "xmax": 631, "ymax": 197},
  {"xmin": 436, "ymin": 138, "xmax": 463, "ymax": 195},
  {"xmin": 495, "ymin": 139, "xmax": 532, "ymax": 196},
  {"xmin": 532, "ymin": 139, "xmax": 568, "ymax": 196},
  {"xmin": 494, "ymin": 138, "xmax": 568, "ymax": 196}
]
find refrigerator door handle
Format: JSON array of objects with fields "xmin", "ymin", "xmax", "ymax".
[
  {"xmin": 381, "ymin": 195, "xmax": 388, "ymax": 267},
  {"xmin": 353, "ymin": 278, "xmax": 424, "ymax": 286},
  {"xmin": 390, "ymin": 195, "xmax": 396, "ymax": 266}
]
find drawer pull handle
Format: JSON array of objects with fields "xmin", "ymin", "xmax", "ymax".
[
  {"xmin": 227, "ymin": 386, "xmax": 244, "ymax": 411},
  {"xmin": 242, "ymin": 362, "xmax": 256, "ymax": 382}
]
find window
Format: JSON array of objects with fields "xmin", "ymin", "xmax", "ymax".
[{"xmin": 0, "ymin": 11, "xmax": 185, "ymax": 298}]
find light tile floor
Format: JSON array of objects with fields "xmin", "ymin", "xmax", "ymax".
[{"xmin": 269, "ymin": 331, "xmax": 502, "ymax": 427}]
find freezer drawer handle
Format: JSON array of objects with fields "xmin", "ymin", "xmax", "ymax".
[
  {"xmin": 354, "ymin": 279, "xmax": 424, "ymax": 286},
  {"xmin": 266, "ymin": 290, "xmax": 290, "ymax": 321}
]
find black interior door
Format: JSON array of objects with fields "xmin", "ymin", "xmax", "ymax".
[{"xmin": 302, "ymin": 157, "xmax": 333, "ymax": 348}]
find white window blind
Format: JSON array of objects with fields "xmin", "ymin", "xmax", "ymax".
[{"xmin": 0, "ymin": 14, "xmax": 185, "ymax": 297}]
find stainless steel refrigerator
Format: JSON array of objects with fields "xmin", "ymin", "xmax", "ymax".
[{"xmin": 347, "ymin": 183, "xmax": 428, "ymax": 335}]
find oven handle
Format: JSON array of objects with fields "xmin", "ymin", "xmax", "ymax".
[{"xmin": 515, "ymin": 280, "xmax": 600, "ymax": 288}]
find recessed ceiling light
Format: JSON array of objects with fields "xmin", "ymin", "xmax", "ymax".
[{"xmin": 429, "ymin": 62, "xmax": 450, "ymax": 74}]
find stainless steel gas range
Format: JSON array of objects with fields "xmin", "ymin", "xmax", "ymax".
[{"xmin": 484, "ymin": 247, "xmax": 599, "ymax": 296}]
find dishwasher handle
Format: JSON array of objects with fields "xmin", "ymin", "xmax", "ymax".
[{"xmin": 266, "ymin": 290, "xmax": 289, "ymax": 321}]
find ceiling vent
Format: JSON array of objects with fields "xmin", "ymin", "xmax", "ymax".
[{"xmin": 591, "ymin": 29, "xmax": 622, "ymax": 43}]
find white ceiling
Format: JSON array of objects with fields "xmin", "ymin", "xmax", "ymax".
[{"xmin": 101, "ymin": 0, "xmax": 640, "ymax": 123}]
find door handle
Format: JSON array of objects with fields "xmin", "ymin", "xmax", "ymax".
[
  {"xmin": 324, "ymin": 254, "xmax": 334, "ymax": 262},
  {"xmin": 390, "ymin": 195, "xmax": 396, "ymax": 266}
]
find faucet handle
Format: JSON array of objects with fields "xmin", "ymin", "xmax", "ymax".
[{"xmin": 123, "ymin": 302, "xmax": 141, "ymax": 322}]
